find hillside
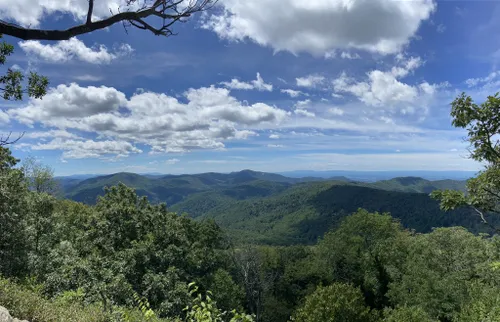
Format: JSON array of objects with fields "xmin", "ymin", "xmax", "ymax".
[
  {"xmin": 194, "ymin": 181, "xmax": 492, "ymax": 245},
  {"xmin": 60, "ymin": 170, "xmax": 318, "ymax": 205},
  {"xmin": 59, "ymin": 170, "xmax": 465, "ymax": 206},
  {"xmin": 58, "ymin": 171, "xmax": 478, "ymax": 245},
  {"xmin": 366, "ymin": 176, "xmax": 467, "ymax": 193}
]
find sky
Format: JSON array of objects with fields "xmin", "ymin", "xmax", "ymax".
[{"xmin": 0, "ymin": 0, "xmax": 499, "ymax": 176}]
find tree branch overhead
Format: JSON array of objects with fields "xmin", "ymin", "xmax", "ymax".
[{"xmin": 0, "ymin": 0, "xmax": 216, "ymax": 41}]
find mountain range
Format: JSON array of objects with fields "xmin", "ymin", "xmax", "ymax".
[{"xmin": 52, "ymin": 169, "xmax": 493, "ymax": 245}]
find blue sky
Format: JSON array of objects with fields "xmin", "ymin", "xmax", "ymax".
[{"xmin": 0, "ymin": 0, "xmax": 499, "ymax": 176}]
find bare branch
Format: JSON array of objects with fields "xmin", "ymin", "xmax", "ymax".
[
  {"xmin": 0, "ymin": 131, "xmax": 24, "ymax": 146},
  {"xmin": 86, "ymin": 0, "xmax": 94, "ymax": 25},
  {"xmin": 0, "ymin": 0, "xmax": 216, "ymax": 41},
  {"xmin": 472, "ymin": 207, "xmax": 500, "ymax": 233}
]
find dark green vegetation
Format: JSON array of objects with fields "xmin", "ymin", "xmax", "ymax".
[{"xmin": 58, "ymin": 171, "xmax": 481, "ymax": 245}]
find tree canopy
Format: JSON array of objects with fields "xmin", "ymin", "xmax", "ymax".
[{"xmin": 431, "ymin": 92, "xmax": 500, "ymax": 232}]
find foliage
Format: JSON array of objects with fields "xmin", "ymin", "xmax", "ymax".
[
  {"xmin": 290, "ymin": 283, "xmax": 372, "ymax": 322},
  {"xmin": 387, "ymin": 227, "xmax": 495, "ymax": 320},
  {"xmin": 0, "ymin": 34, "xmax": 48, "ymax": 102},
  {"xmin": 382, "ymin": 306, "xmax": 436, "ymax": 322},
  {"xmin": 184, "ymin": 283, "xmax": 254, "ymax": 322},
  {"xmin": 22, "ymin": 155, "xmax": 59, "ymax": 194},
  {"xmin": 0, "ymin": 277, "xmax": 112, "ymax": 322},
  {"xmin": 431, "ymin": 92, "xmax": 500, "ymax": 232},
  {"xmin": 318, "ymin": 209, "xmax": 410, "ymax": 310},
  {"xmin": 0, "ymin": 146, "xmax": 29, "ymax": 276}
]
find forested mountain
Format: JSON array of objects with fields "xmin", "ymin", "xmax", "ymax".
[
  {"xmin": 184, "ymin": 182, "xmax": 490, "ymax": 245},
  {"xmin": 55, "ymin": 171, "xmax": 478, "ymax": 245},
  {"xmin": 59, "ymin": 170, "xmax": 465, "ymax": 206},
  {"xmin": 58, "ymin": 170, "xmax": 329, "ymax": 205},
  {"xmin": 366, "ymin": 176, "xmax": 467, "ymax": 193}
]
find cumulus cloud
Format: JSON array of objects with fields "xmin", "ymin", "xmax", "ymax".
[
  {"xmin": 280, "ymin": 89, "xmax": 304, "ymax": 97},
  {"xmin": 331, "ymin": 56, "xmax": 434, "ymax": 113},
  {"xmin": 10, "ymin": 83, "xmax": 127, "ymax": 125},
  {"xmin": 296, "ymin": 75, "xmax": 325, "ymax": 88},
  {"xmin": 221, "ymin": 72, "xmax": 273, "ymax": 91},
  {"xmin": 8, "ymin": 83, "xmax": 289, "ymax": 158},
  {"xmin": 202, "ymin": 0, "xmax": 436, "ymax": 56},
  {"xmin": 24, "ymin": 130, "xmax": 78, "ymax": 139},
  {"xmin": 31, "ymin": 138, "xmax": 142, "ymax": 160},
  {"xmin": 269, "ymin": 134, "xmax": 280, "ymax": 139},
  {"xmin": 19, "ymin": 38, "xmax": 133, "ymax": 64}
]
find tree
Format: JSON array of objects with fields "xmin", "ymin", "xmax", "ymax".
[
  {"xmin": 1, "ymin": 34, "xmax": 48, "ymax": 145},
  {"xmin": 290, "ymin": 283, "xmax": 372, "ymax": 322},
  {"xmin": 382, "ymin": 306, "xmax": 436, "ymax": 322},
  {"xmin": 0, "ymin": 0, "xmax": 215, "ymax": 41},
  {"xmin": 21, "ymin": 156, "xmax": 59, "ymax": 194},
  {"xmin": 317, "ymin": 209, "xmax": 410, "ymax": 310},
  {"xmin": 431, "ymin": 92, "xmax": 500, "ymax": 232},
  {"xmin": 387, "ymin": 227, "xmax": 493, "ymax": 320},
  {"xmin": 0, "ymin": 146, "xmax": 29, "ymax": 277}
]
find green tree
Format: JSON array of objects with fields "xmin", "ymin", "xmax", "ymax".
[
  {"xmin": 0, "ymin": 146, "xmax": 29, "ymax": 277},
  {"xmin": 382, "ymin": 306, "xmax": 436, "ymax": 322},
  {"xmin": 1, "ymin": 34, "xmax": 48, "ymax": 102},
  {"xmin": 387, "ymin": 227, "xmax": 493, "ymax": 320},
  {"xmin": 317, "ymin": 209, "xmax": 410, "ymax": 310},
  {"xmin": 431, "ymin": 92, "xmax": 500, "ymax": 232},
  {"xmin": 21, "ymin": 156, "xmax": 59, "ymax": 195},
  {"xmin": 1, "ymin": 34, "xmax": 48, "ymax": 145},
  {"xmin": 290, "ymin": 283, "xmax": 372, "ymax": 322},
  {"xmin": 455, "ymin": 284, "xmax": 500, "ymax": 322}
]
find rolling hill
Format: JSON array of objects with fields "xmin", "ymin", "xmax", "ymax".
[
  {"xmin": 189, "ymin": 181, "xmax": 489, "ymax": 245},
  {"xmin": 56, "ymin": 170, "xmax": 482, "ymax": 245},
  {"xmin": 59, "ymin": 170, "xmax": 327, "ymax": 205}
]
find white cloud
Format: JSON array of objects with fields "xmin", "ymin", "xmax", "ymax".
[
  {"xmin": 269, "ymin": 134, "xmax": 280, "ymax": 139},
  {"xmin": 332, "ymin": 56, "xmax": 434, "ymax": 111},
  {"xmin": 165, "ymin": 158, "xmax": 180, "ymax": 165},
  {"xmin": 24, "ymin": 130, "xmax": 78, "ymax": 139},
  {"xmin": 31, "ymin": 138, "xmax": 142, "ymax": 160},
  {"xmin": 340, "ymin": 52, "xmax": 361, "ymax": 60},
  {"xmin": 324, "ymin": 50, "xmax": 337, "ymax": 59},
  {"xmin": 8, "ymin": 83, "xmax": 289, "ymax": 158},
  {"xmin": 202, "ymin": 0, "xmax": 436, "ymax": 56},
  {"xmin": 296, "ymin": 75, "xmax": 325, "ymax": 88},
  {"xmin": 0, "ymin": 110, "xmax": 10, "ymax": 124},
  {"xmin": 294, "ymin": 109, "xmax": 315, "ymax": 117},
  {"xmin": 328, "ymin": 107, "xmax": 344, "ymax": 116},
  {"xmin": 281, "ymin": 89, "xmax": 303, "ymax": 97},
  {"xmin": 10, "ymin": 83, "xmax": 127, "ymax": 125},
  {"xmin": 73, "ymin": 74, "xmax": 104, "ymax": 82},
  {"xmin": 437, "ymin": 24, "xmax": 446, "ymax": 33},
  {"xmin": 19, "ymin": 38, "xmax": 133, "ymax": 64},
  {"xmin": 0, "ymin": 0, "xmax": 127, "ymax": 27},
  {"xmin": 267, "ymin": 144, "xmax": 284, "ymax": 148},
  {"xmin": 465, "ymin": 71, "xmax": 498, "ymax": 88},
  {"xmin": 221, "ymin": 72, "xmax": 273, "ymax": 91}
]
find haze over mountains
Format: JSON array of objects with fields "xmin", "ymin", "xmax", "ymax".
[{"xmin": 53, "ymin": 169, "xmax": 492, "ymax": 245}]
